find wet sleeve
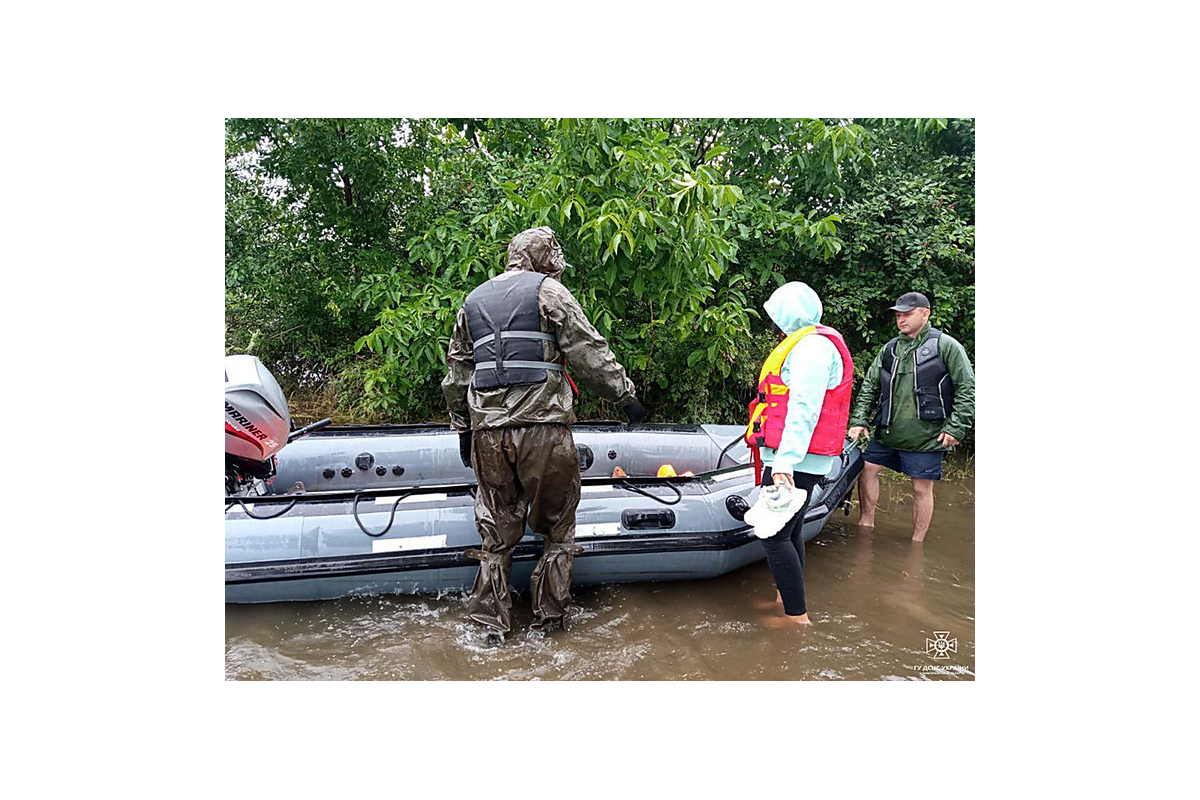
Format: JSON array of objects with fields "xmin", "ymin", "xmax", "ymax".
[
  {"xmin": 440, "ymin": 309, "xmax": 474, "ymax": 432},
  {"xmin": 940, "ymin": 335, "xmax": 975, "ymax": 440},
  {"xmin": 542, "ymin": 280, "xmax": 636, "ymax": 404},
  {"xmin": 772, "ymin": 336, "xmax": 840, "ymax": 475},
  {"xmin": 848, "ymin": 350, "xmax": 883, "ymax": 427}
]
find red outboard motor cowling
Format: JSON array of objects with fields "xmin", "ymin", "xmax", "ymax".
[{"xmin": 225, "ymin": 355, "xmax": 291, "ymax": 495}]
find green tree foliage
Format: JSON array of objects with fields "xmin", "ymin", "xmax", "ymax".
[
  {"xmin": 226, "ymin": 118, "xmax": 974, "ymax": 424},
  {"xmin": 808, "ymin": 118, "xmax": 975, "ymax": 376}
]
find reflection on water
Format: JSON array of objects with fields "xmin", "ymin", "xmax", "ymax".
[{"xmin": 226, "ymin": 464, "xmax": 974, "ymax": 680}]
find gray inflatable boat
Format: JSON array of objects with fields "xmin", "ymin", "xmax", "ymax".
[{"xmin": 225, "ymin": 422, "xmax": 863, "ymax": 603}]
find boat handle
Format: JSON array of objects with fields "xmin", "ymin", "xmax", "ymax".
[
  {"xmin": 288, "ymin": 417, "xmax": 332, "ymax": 443},
  {"xmin": 617, "ymin": 480, "xmax": 683, "ymax": 506},
  {"xmin": 352, "ymin": 490, "xmax": 414, "ymax": 537},
  {"xmin": 621, "ymin": 509, "xmax": 676, "ymax": 529}
]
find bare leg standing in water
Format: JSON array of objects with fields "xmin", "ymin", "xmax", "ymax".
[
  {"xmin": 853, "ymin": 437, "xmax": 942, "ymax": 541},
  {"xmin": 857, "ymin": 461, "xmax": 883, "ymax": 527},
  {"xmin": 911, "ymin": 478, "xmax": 934, "ymax": 542}
]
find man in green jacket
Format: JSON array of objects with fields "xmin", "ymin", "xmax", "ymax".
[{"xmin": 847, "ymin": 292, "xmax": 975, "ymax": 542}]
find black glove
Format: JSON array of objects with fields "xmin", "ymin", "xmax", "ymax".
[
  {"xmin": 623, "ymin": 398, "xmax": 646, "ymax": 425},
  {"xmin": 459, "ymin": 431, "xmax": 472, "ymax": 468}
]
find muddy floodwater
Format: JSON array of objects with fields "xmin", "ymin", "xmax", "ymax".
[{"xmin": 225, "ymin": 459, "xmax": 974, "ymax": 681}]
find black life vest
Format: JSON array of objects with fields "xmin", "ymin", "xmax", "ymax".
[
  {"xmin": 463, "ymin": 270, "xmax": 563, "ymax": 390},
  {"xmin": 874, "ymin": 327, "xmax": 955, "ymax": 425}
]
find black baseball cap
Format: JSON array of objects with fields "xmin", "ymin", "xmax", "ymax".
[{"xmin": 889, "ymin": 292, "xmax": 931, "ymax": 312}]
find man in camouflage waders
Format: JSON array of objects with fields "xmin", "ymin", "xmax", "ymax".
[{"xmin": 442, "ymin": 227, "xmax": 644, "ymax": 641}]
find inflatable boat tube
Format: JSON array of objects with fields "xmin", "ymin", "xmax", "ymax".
[{"xmin": 225, "ymin": 423, "xmax": 862, "ymax": 603}]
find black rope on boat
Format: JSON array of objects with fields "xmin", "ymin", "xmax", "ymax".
[
  {"xmin": 352, "ymin": 490, "xmax": 413, "ymax": 538},
  {"xmin": 226, "ymin": 497, "xmax": 299, "ymax": 520},
  {"xmin": 819, "ymin": 444, "xmax": 856, "ymax": 489},
  {"xmin": 716, "ymin": 434, "xmax": 746, "ymax": 470},
  {"xmin": 617, "ymin": 480, "xmax": 683, "ymax": 506}
]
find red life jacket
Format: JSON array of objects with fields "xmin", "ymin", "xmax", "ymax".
[{"xmin": 745, "ymin": 324, "xmax": 854, "ymax": 457}]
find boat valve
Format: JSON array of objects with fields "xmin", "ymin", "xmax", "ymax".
[
  {"xmin": 341, "ymin": 467, "xmax": 353, "ymax": 478},
  {"xmin": 322, "ymin": 468, "xmax": 335, "ymax": 480},
  {"xmin": 375, "ymin": 466, "xmax": 387, "ymax": 476},
  {"xmin": 726, "ymin": 494, "xmax": 750, "ymax": 521}
]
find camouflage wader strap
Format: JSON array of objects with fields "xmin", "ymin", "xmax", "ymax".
[
  {"xmin": 545, "ymin": 541, "xmax": 583, "ymax": 556},
  {"xmin": 465, "ymin": 549, "xmax": 508, "ymax": 564},
  {"xmin": 466, "ymin": 544, "xmax": 582, "ymax": 561}
]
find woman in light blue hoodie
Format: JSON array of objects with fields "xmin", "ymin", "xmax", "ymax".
[{"xmin": 755, "ymin": 281, "xmax": 846, "ymax": 626}]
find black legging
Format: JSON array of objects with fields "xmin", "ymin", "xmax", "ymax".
[{"xmin": 759, "ymin": 466, "xmax": 822, "ymax": 616}]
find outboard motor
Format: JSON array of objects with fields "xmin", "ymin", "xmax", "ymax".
[
  {"xmin": 225, "ymin": 355, "xmax": 336, "ymax": 494},
  {"xmin": 225, "ymin": 355, "xmax": 292, "ymax": 496},
  {"xmin": 225, "ymin": 355, "xmax": 333, "ymax": 496}
]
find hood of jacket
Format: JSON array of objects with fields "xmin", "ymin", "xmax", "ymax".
[
  {"xmin": 764, "ymin": 281, "xmax": 823, "ymax": 334},
  {"xmin": 505, "ymin": 226, "xmax": 569, "ymax": 282}
]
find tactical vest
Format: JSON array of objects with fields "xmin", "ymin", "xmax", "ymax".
[
  {"xmin": 463, "ymin": 270, "xmax": 563, "ymax": 390},
  {"xmin": 874, "ymin": 327, "xmax": 955, "ymax": 426}
]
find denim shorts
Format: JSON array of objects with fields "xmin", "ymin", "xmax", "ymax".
[{"xmin": 863, "ymin": 440, "xmax": 944, "ymax": 480}]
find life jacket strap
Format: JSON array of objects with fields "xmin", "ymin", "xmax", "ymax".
[
  {"xmin": 472, "ymin": 330, "xmax": 557, "ymax": 350},
  {"xmin": 476, "ymin": 361, "xmax": 565, "ymax": 372}
]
